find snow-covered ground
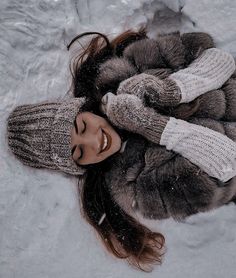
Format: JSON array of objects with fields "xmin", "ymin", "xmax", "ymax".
[{"xmin": 1, "ymin": 0, "xmax": 236, "ymax": 277}]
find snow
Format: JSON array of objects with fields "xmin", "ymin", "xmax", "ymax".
[{"xmin": 1, "ymin": 0, "xmax": 236, "ymax": 277}]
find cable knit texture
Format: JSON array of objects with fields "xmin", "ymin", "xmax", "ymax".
[
  {"xmin": 170, "ymin": 48, "xmax": 236, "ymax": 103},
  {"xmin": 7, "ymin": 99, "xmax": 86, "ymax": 176},
  {"xmin": 160, "ymin": 118, "xmax": 236, "ymax": 182}
]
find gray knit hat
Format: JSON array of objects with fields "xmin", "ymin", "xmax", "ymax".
[{"xmin": 7, "ymin": 98, "xmax": 87, "ymax": 176}]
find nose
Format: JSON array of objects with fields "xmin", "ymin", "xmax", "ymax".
[{"xmin": 76, "ymin": 130, "xmax": 101, "ymax": 154}]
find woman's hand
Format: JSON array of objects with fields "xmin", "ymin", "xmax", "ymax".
[
  {"xmin": 100, "ymin": 92, "xmax": 169, "ymax": 143},
  {"xmin": 100, "ymin": 92, "xmax": 146, "ymax": 133},
  {"xmin": 116, "ymin": 73, "xmax": 181, "ymax": 107}
]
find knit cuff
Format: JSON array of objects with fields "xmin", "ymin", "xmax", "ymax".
[
  {"xmin": 142, "ymin": 114, "xmax": 169, "ymax": 144},
  {"xmin": 160, "ymin": 117, "xmax": 236, "ymax": 182},
  {"xmin": 155, "ymin": 77, "xmax": 182, "ymax": 106}
]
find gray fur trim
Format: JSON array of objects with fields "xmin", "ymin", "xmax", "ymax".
[
  {"xmin": 96, "ymin": 57, "xmax": 137, "ymax": 91},
  {"xmin": 222, "ymin": 122, "xmax": 236, "ymax": 141},
  {"xmin": 222, "ymin": 78, "xmax": 236, "ymax": 120},
  {"xmin": 193, "ymin": 90, "xmax": 226, "ymax": 120},
  {"xmin": 123, "ymin": 38, "xmax": 164, "ymax": 72},
  {"xmin": 181, "ymin": 32, "xmax": 214, "ymax": 62},
  {"xmin": 157, "ymin": 32, "xmax": 186, "ymax": 70}
]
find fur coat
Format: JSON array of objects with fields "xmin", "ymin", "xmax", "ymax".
[{"xmin": 96, "ymin": 32, "xmax": 236, "ymax": 220}]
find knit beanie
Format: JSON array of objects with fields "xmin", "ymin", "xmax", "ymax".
[{"xmin": 7, "ymin": 98, "xmax": 87, "ymax": 176}]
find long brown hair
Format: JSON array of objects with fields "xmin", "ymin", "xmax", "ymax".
[
  {"xmin": 78, "ymin": 156, "xmax": 165, "ymax": 272},
  {"xmin": 67, "ymin": 28, "xmax": 198, "ymax": 271},
  {"xmin": 68, "ymin": 28, "xmax": 166, "ymax": 272}
]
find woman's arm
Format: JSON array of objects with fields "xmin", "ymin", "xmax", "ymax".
[
  {"xmin": 116, "ymin": 48, "xmax": 235, "ymax": 106},
  {"xmin": 100, "ymin": 93, "xmax": 236, "ymax": 182}
]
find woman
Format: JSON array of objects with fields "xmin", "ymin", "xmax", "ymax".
[{"xmin": 7, "ymin": 29, "xmax": 236, "ymax": 272}]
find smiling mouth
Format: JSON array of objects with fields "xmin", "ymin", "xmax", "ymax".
[{"xmin": 100, "ymin": 130, "xmax": 112, "ymax": 153}]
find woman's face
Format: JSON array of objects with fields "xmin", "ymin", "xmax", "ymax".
[{"xmin": 71, "ymin": 112, "xmax": 122, "ymax": 165}]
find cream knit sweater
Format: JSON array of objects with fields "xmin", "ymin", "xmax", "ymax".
[
  {"xmin": 161, "ymin": 48, "xmax": 236, "ymax": 182},
  {"xmin": 101, "ymin": 48, "xmax": 236, "ymax": 182},
  {"xmin": 170, "ymin": 48, "xmax": 235, "ymax": 103}
]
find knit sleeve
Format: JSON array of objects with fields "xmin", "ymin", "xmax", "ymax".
[
  {"xmin": 100, "ymin": 92, "xmax": 236, "ymax": 182},
  {"xmin": 159, "ymin": 117, "xmax": 236, "ymax": 182},
  {"xmin": 170, "ymin": 48, "xmax": 236, "ymax": 103}
]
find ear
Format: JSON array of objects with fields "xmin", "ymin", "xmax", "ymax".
[{"xmin": 96, "ymin": 57, "xmax": 137, "ymax": 93}]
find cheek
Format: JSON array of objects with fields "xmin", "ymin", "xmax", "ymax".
[{"xmin": 92, "ymin": 114, "xmax": 109, "ymax": 127}]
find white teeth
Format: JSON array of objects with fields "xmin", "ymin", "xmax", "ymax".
[{"xmin": 102, "ymin": 132, "xmax": 108, "ymax": 151}]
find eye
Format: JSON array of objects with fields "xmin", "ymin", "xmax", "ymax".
[
  {"xmin": 74, "ymin": 147, "xmax": 84, "ymax": 165},
  {"xmin": 81, "ymin": 121, "xmax": 86, "ymax": 134}
]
